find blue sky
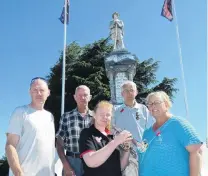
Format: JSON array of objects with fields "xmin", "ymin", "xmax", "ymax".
[{"xmin": 0, "ymin": 0, "xmax": 206, "ymax": 157}]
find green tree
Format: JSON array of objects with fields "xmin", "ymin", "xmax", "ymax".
[{"xmin": 45, "ymin": 38, "xmax": 178, "ymax": 131}]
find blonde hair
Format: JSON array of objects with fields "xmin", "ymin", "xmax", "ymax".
[
  {"xmin": 146, "ymin": 91, "xmax": 172, "ymax": 108},
  {"xmin": 94, "ymin": 101, "xmax": 113, "ymax": 131}
]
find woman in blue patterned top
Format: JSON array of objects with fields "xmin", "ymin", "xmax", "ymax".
[{"xmin": 139, "ymin": 91, "xmax": 202, "ymax": 176}]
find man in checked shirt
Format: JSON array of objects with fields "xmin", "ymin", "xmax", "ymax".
[{"xmin": 56, "ymin": 85, "xmax": 93, "ymax": 176}]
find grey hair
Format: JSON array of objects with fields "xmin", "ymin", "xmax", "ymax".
[
  {"xmin": 75, "ymin": 85, "xmax": 90, "ymax": 94},
  {"xmin": 121, "ymin": 81, "xmax": 137, "ymax": 92},
  {"xmin": 146, "ymin": 91, "xmax": 172, "ymax": 108}
]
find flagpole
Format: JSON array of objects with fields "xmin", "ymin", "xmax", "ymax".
[
  {"xmin": 61, "ymin": 0, "xmax": 67, "ymax": 116},
  {"xmin": 172, "ymin": 0, "xmax": 189, "ymax": 119}
]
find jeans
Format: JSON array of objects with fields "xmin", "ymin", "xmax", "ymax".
[{"xmin": 62, "ymin": 156, "xmax": 83, "ymax": 176}]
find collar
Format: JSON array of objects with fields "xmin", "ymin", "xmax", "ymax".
[
  {"xmin": 90, "ymin": 124, "xmax": 112, "ymax": 137},
  {"xmin": 121, "ymin": 101, "xmax": 141, "ymax": 110},
  {"xmin": 73, "ymin": 108, "xmax": 93, "ymax": 117}
]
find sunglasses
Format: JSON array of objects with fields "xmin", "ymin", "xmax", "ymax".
[{"xmin": 30, "ymin": 77, "xmax": 48, "ymax": 86}]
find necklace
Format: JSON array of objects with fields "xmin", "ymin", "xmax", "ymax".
[
  {"xmin": 139, "ymin": 118, "xmax": 173, "ymax": 164},
  {"xmin": 138, "ymin": 118, "xmax": 173, "ymax": 153}
]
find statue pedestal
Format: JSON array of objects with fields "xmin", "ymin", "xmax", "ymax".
[{"xmin": 105, "ymin": 49, "xmax": 137, "ymax": 105}]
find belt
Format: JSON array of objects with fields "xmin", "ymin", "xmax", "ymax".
[{"xmin": 66, "ymin": 151, "xmax": 80, "ymax": 158}]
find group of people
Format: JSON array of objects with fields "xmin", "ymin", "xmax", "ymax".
[{"xmin": 5, "ymin": 77, "xmax": 203, "ymax": 176}]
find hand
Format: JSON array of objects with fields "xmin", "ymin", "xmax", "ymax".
[
  {"xmin": 15, "ymin": 173, "xmax": 23, "ymax": 176},
  {"xmin": 14, "ymin": 169, "xmax": 23, "ymax": 176},
  {"xmin": 64, "ymin": 169, "xmax": 75, "ymax": 176},
  {"xmin": 123, "ymin": 140, "xmax": 132, "ymax": 146},
  {"xmin": 114, "ymin": 130, "xmax": 132, "ymax": 146},
  {"xmin": 63, "ymin": 163, "xmax": 75, "ymax": 176}
]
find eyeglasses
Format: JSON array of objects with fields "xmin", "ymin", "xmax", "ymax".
[
  {"xmin": 30, "ymin": 77, "xmax": 48, "ymax": 86},
  {"xmin": 123, "ymin": 89, "xmax": 136, "ymax": 93},
  {"xmin": 146, "ymin": 101, "xmax": 164, "ymax": 107},
  {"xmin": 77, "ymin": 94, "xmax": 91, "ymax": 99}
]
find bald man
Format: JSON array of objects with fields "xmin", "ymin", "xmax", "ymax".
[{"xmin": 5, "ymin": 77, "xmax": 55, "ymax": 176}]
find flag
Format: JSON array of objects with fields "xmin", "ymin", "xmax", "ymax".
[
  {"xmin": 59, "ymin": 0, "xmax": 69, "ymax": 24},
  {"xmin": 161, "ymin": 0, "xmax": 173, "ymax": 21}
]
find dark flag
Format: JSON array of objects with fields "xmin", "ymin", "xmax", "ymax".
[
  {"xmin": 161, "ymin": 0, "xmax": 173, "ymax": 21},
  {"xmin": 59, "ymin": 0, "xmax": 69, "ymax": 24}
]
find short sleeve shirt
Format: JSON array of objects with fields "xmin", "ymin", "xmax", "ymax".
[
  {"xmin": 139, "ymin": 116, "xmax": 202, "ymax": 176},
  {"xmin": 56, "ymin": 108, "xmax": 93, "ymax": 153},
  {"xmin": 7, "ymin": 105, "xmax": 55, "ymax": 176},
  {"xmin": 79, "ymin": 125, "xmax": 122, "ymax": 176},
  {"xmin": 113, "ymin": 102, "xmax": 155, "ymax": 142}
]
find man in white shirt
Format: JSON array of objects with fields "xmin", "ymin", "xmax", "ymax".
[{"xmin": 5, "ymin": 77, "xmax": 55, "ymax": 176}]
